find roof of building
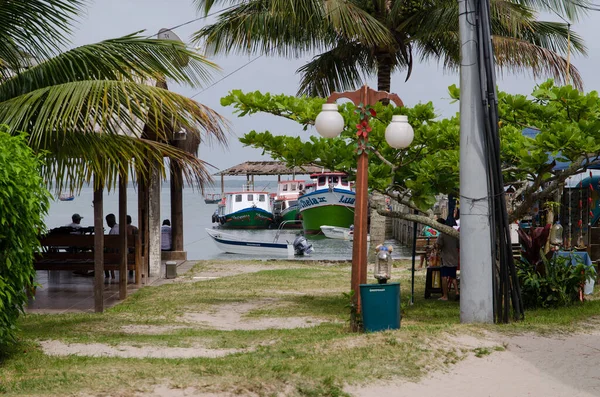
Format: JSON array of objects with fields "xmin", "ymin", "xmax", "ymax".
[{"xmin": 216, "ymin": 161, "xmax": 328, "ymax": 176}]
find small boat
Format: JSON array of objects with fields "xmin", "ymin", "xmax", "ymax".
[
  {"xmin": 205, "ymin": 228, "xmax": 314, "ymax": 256},
  {"xmin": 58, "ymin": 193, "xmax": 74, "ymax": 201},
  {"xmin": 272, "ymin": 179, "xmax": 305, "ymax": 228},
  {"xmin": 213, "ymin": 186, "xmax": 274, "ymax": 229},
  {"xmin": 298, "ymin": 172, "xmax": 355, "ymax": 235},
  {"xmin": 320, "ymin": 225, "xmax": 370, "ymax": 241},
  {"xmin": 204, "ymin": 193, "xmax": 222, "ymax": 204}
]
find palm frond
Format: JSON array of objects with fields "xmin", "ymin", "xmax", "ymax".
[
  {"xmin": 39, "ymin": 132, "xmax": 216, "ymax": 194},
  {"xmin": 0, "ymin": 80, "xmax": 229, "ymax": 149},
  {"xmin": 515, "ymin": 0, "xmax": 596, "ymax": 21},
  {"xmin": 193, "ymin": 0, "xmax": 246, "ymax": 15},
  {"xmin": 296, "ymin": 40, "xmax": 376, "ymax": 97},
  {"xmin": 492, "ymin": 35, "xmax": 584, "ymax": 89},
  {"xmin": 0, "ymin": 1, "xmax": 84, "ymax": 70},
  {"xmin": 0, "ymin": 34, "xmax": 219, "ymax": 102},
  {"xmin": 194, "ymin": 0, "xmax": 392, "ymax": 57}
]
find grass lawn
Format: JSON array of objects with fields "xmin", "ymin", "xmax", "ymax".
[{"xmin": 1, "ymin": 259, "xmax": 600, "ymax": 396}]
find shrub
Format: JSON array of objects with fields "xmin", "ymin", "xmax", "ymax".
[
  {"xmin": 517, "ymin": 253, "xmax": 595, "ymax": 308},
  {"xmin": 0, "ymin": 128, "xmax": 50, "ymax": 347}
]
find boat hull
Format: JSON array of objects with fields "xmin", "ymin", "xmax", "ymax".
[
  {"xmin": 299, "ymin": 190, "xmax": 355, "ymax": 234},
  {"xmin": 206, "ymin": 229, "xmax": 294, "ymax": 256},
  {"xmin": 320, "ymin": 225, "xmax": 370, "ymax": 241},
  {"xmin": 219, "ymin": 207, "xmax": 274, "ymax": 229},
  {"xmin": 277, "ymin": 205, "xmax": 301, "ymax": 228}
]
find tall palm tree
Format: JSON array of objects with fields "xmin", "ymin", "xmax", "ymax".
[
  {"xmin": 192, "ymin": 0, "xmax": 590, "ymax": 96},
  {"xmin": 0, "ymin": 0, "xmax": 228, "ymax": 191}
]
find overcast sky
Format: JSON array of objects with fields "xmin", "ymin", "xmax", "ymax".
[{"xmin": 70, "ymin": 0, "xmax": 600, "ymax": 173}]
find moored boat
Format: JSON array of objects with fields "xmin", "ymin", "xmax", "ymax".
[
  {"xmin": 212, "ymin": 186, "xmax": 274, "ymax": 229},
  {"xmin": 298, "ymin": 172, "xmax": 355, "ymax": 235},
  {"xmin": 205, "ymin": 228, "xmax": 314, "ymax": 256},
  {"xmin": 58, "ymin": 193, "xmax": 74, "ymax": 201},
  {"xmin": 206, "ymin": 228, "xmax": 294, "ymax": 256},
  {"xmin": 204, "ymin": 193, "xmax": 222, "ymax": 204},
  {"xmin": 272, "ymin": 179, "xmax": 305, "ymax": 228},
  {"xmin": 320, "ymin": 225, "xmax": 370, "ymax": 241}
]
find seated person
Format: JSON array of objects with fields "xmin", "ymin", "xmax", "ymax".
[
  {"xmin": 126, "ymin": 215, "xmax": 138, "ymax": 235},
  {"xmin": 161, "ymin": 219, "xmax": 172, "ymax": 251},
  {"xmin": 66, "ymin": 213, "xmax": 84, "ymax": 229}
]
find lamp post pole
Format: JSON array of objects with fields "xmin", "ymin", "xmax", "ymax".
[{"xmin": 323, "ymin": 86, "xmax": 405, "ymax": 328}]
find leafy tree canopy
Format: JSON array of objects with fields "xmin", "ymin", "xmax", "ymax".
[{"xmin": 223, "ymin": 81, "xmax": 600, "ymax": 232}]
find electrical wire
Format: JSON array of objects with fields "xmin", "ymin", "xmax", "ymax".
[
  {"xmin": 476, "ymin": 0, "xmax": 523, "ymax": 323},
  {"xmin": 144, "ymin": 5, "xmax": 239, "ymax": 39}
]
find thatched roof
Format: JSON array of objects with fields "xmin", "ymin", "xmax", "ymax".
[{"xmin": 216, "ymin": 161, "xmax": 327, "ymax": 176}]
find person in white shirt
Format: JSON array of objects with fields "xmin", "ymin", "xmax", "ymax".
[
  {"xmin": 66, "ymin": 213, "xmax": 83, "ymax": 229},
  {"xmin": 161, "ymin": 219, "xmax": 172, "ymax": 251},
  {"xmin": 105, "ymin": 213, "xmax": 119, "ymax": 278},
  {"xmin": 106, "ymin": 213, "xmax": 119, "ymax": 235}
]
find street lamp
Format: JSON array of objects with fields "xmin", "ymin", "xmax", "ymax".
[{"xmin": 315, "ymin": 85, "xmax": 413, "ymax": 330}]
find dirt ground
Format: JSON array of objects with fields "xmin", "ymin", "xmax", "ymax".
[
  {"xmin": 346, "ymin": 331, "xmax": 600, "ymax": 397},
  {"xmin": 39, "ymin": 261, "xmax": 600, "ymax": 396}
]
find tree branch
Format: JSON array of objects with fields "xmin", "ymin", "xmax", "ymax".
[{"xmin": 374, "ymin": 204, "xmax": 459, "ymax": 238}]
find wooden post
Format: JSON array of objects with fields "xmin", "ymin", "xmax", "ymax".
[
  {"xmin": 148, "ymin": 167, "xmax": 162, "ymax": 276},
  {"xmin": 93, "ymin": 178, "xmax": 104, "ymax": 313},
  {"xmin": 135, "ymin": 231, "xmax": 142, "ymax": 286},
  {"xmin": 138, "ymin": 175, "xmax": 148, "ymax": 283},
  {"xmin": 119, "ymin": 172, "xmax": 128, "ymax": 299},
  {"xmin": 170, "ymin": 161, "xmax": 184, "ymax": 251}
]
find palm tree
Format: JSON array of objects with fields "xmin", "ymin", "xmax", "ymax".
[
  {"xmin": 192, "ymin": 0, "xmax": 590, "ymax": 96},
  {"xmin": 0, "ymin": 0, "xmax": 228, "ymax": 191}
]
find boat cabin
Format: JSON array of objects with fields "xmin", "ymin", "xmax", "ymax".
[
  {"xmin": 219, "ymin": 186, "xmax": 272, "ymax": 215},
  {"xmin": 276, "ymin": 180, "xmax": 306, "ymax": 199},
  {"xmin": 308, "ymin": 172, "xmax": 352, "ymax": 192}
]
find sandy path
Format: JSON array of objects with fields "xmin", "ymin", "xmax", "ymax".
[
  {"xmin": 40, "ymin": 340, "xmax": 245, "ymax": 359},
  {"xmin": 347, "ymin": 331, "xmax": 600, "ymax": 397}
]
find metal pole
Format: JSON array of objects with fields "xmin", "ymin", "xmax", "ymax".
[
  {"xmin": 410, "ymin": 210, "xmax": 418, "ymax": 305},
  {"xmin": 458, "ymin": 0, "xmax": 494, "ymax": 323}
]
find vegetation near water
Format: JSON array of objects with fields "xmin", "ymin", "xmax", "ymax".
[{"xmin": 1, "ymin": 260, "xmax": 599, "ymax": 396}]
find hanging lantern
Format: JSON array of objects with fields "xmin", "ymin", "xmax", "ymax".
[{"xmin": 550, "ymin": 221, "xmax": 564, "ymax": 246}]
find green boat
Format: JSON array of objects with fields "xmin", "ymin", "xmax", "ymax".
[
  {"xmin": 272, "ymin": 180, "xmax": 305, "ymax": 228},
  {"xmin": 213, "ymin": 189, "xmax": 274, "ymax": 229},
  {"xmin": 298, "ymin": 173, "xmax": 355, "ymax": 235}
]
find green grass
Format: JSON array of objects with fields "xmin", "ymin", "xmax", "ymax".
[{"xmin": 1, "ymin": 260, "xmax": 599, "ymax": 396}]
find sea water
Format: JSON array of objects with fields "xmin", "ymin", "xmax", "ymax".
[{"xmin": 46, "ymin": 181, "xmax": 411, "ymax": 261}]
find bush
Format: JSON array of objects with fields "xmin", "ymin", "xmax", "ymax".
[
  {"xmin": 517, "ymin": 253, "xmax": 596, "ymax": 308},
  {"xmin": 0, "ymin": 128, "xmax": 50, "ymax": 347}
]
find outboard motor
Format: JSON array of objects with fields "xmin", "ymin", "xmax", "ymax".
[{"xmin": 293, "ymin": 233, "xmax": 314, "ymax": 256}]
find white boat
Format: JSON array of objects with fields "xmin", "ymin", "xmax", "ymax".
[
  {"xmin": 212, "ymin": 185, "xmax": 274, "ymax": 229},
  {"xmin": 205, "ymin": 228, "xmax": 295, "ymax": 256},
  {"xmin": 272, "ymin": 179, "xmax": 305, "ymax": 228},
  {"xmin": 58, "ymin": 193, "xmax": 74, "ymax": 201},
  {"xmin": 320, "ymin": 225, "xmax": 370, "ymax": 242}
]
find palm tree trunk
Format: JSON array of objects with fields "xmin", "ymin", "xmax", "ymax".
[{"xmin": 376, "ymin": 52, "xmax": 393, "ymax": 93}]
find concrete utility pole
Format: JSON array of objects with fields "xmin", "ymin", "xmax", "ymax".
[{"xmin": 458, "ymin": 0, "xmax": 494, "ymax": 323}]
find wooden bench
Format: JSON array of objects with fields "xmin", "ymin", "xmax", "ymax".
[{"xmin": 34, "ymin": 234, "xmax": 142, "ymax": 283}]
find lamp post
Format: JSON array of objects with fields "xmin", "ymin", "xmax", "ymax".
[{"xmin": 315, "ymin": 85, "xmax": 413, "ymax": 330}]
